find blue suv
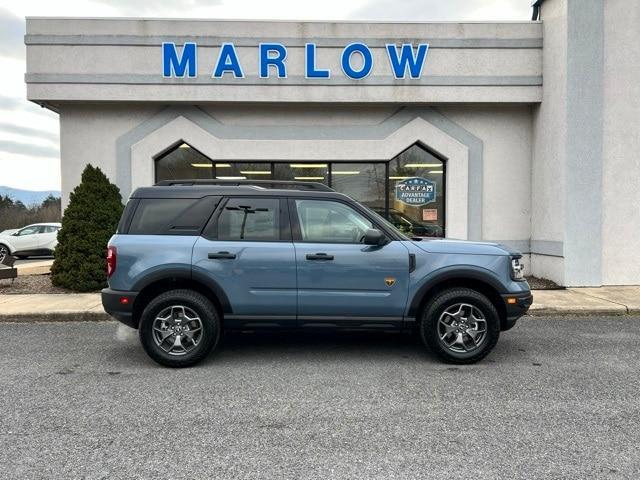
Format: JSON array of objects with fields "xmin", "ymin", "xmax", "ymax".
[{"xmin": 102, "ymin": 180, "xmax": 532, "ymax": 367}]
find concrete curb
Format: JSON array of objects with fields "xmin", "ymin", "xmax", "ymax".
[
  {"xmin": 15, "ymin": 260, "xmax": 54, "ymax": 276},
  {"xmin": 0, "ymin": 308, "xmax": 636, "ymax": 324},
  {"xmin": 1, "ymin": 312, "xmax": 112, "ymax": 323},
  {"xmin": 527, "ymin": 307, "xmax": 627, "ymax": 316}
]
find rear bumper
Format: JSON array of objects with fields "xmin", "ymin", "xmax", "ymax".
[
  {"xmin": 101, "ymin": 288, "xmax": 139, "ymax": 329},
  {"xmin": 502, "ymin": 291, "xmax": 533, "ymax": 321}
]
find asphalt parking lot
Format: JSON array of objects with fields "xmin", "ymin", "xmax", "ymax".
[{"xmin": 1, "ymin": 316, "xmax": 639, "ymax": 479}]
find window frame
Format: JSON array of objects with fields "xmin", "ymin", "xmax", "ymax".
[{"xmin": 201, "ymin": 196, "xmax": 292, "ymax": 243}]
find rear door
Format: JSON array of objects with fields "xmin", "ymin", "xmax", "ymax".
[
  {"xmin": 290, "ymin": 197, "xmax": 410, "ymax": 327},
  {"xmin": 38, "ymin": 225, "xmax": 59, "ymax": 251},
  {"xmin": 192, "ymin": 196, "xmax": 297, "ymax": 327}
]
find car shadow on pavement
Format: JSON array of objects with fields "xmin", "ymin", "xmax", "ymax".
[
  {"xmin": 109, "ymin": 324, "xmax": 526, "ymax": 368},
  {"xmin": 202, "ymin": 330, "xmax": 442, "ymax": 366}
]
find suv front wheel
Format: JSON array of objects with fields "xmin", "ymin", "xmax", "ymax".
[
  {"xmin": 420, "ymin": 287, "xmax": 500, "ymax": 364},
  {"xmin": 138, "ymin": 289, "xmax": 221, "ymax": 368}
]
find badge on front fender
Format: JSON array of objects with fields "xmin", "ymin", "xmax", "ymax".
[{"xmin": 385, "ymin": 277, "xmax": 396, "ymax": 287}]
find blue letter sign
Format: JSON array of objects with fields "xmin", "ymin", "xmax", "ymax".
[
  {"xmin": 305, "ymin": 43, "xmax": 330, "ymax": 78},
  {"xmin": 213, "ymin": 43, "xmax": 244, "ymax": 78},
  {"xmin": 162, "ymin": 41, "xmax": 432, "ymax": 81},
  {"xmin": 341, "ymin": 43, "xmax": 373, "ymax": 79},
  {"xmin": 259, "ymin": 43, "xmax": 287, "ymax": 78},
  {"xmin": 386, "ymin": 43, "xmax": 429, "ymax": 79},
  {"xmin": 395, "ymin": 177, "xmax": 436, "ymax": 206},
  {"xmin": 162, "ymin": 42, "xmax": 197, "ymax": 78}
]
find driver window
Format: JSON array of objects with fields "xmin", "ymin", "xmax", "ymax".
[
  {"xmin": 295, "ymin": 199, "xmax": 373, "ymax": 243},
  {"xmin": 18, "ymin": 226, "xmax": 39, "ymax": 236}
]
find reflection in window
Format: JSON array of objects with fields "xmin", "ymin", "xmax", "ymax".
[
  {"xmin": 295, "ymin": 199, "xmax": 372, "ymax": 243},
  {"xmin": 217, "ymin": 198, "xmax": 279, "ymax": 241},
  {"xmin": 274, "ymin": 163, "xmax": 329, "ymax": 185},
  {"xmin": 331, "ymin": 163, "xmax": 386, "ymax": 210},
  {"xmin": 155, "ymin": 143, "xmax": 215, "ymax": 181}
]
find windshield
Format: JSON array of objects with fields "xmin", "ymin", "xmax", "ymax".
[{"xmin": 363, "ymin": 205, "xmax": 411, "ymax": 241}]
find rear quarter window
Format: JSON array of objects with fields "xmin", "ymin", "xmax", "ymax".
[{"xmin": 127, "ymin": 196, "xmax": 220, "ymax": 235}]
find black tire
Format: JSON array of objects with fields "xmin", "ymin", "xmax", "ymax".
[
  {"xmin": 501, "ymin": 320, "xmax": 518, "ymax": 332},
  {"xmin": 420, "ymin": 287, "xmax": 500, "ymax": 364},
  {"xmin": 138, "ymin": 289, "xmax": 221, "ymax": 368}
]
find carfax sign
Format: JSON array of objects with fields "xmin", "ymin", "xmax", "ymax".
[{"xmin": 395, "ymin": 177, "xmax": 436, "ymax": 206}]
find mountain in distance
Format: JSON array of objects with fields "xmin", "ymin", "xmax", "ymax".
[{"xmin": 0, "ymin": 186, "xmax": 61, "ymax": 206}]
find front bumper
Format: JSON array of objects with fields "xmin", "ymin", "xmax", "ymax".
[
  {"xmin": 102, "ymin": 288, "xmax": 139, "ymax": 328},
  {"xmin": 502, "ymin": 291, "xmax": 533, "ymax": 322}
]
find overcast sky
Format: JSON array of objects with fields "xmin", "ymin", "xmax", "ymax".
[{"xmin": 0, "ymin": 0, "xmax": 531, "ymax": 192}]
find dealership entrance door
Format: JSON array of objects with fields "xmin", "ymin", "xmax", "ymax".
[{"xmin": 154, "ymin": 142, "xmax": 446, "ymax": 237}]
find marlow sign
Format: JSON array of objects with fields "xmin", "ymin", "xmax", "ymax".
[{"xmin": 162, "ymin": 42, "xmax": 429, "ymax": 80}]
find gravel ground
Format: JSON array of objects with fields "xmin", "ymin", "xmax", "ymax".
[
  {"xmin": 1, "ymin": 316, "xmax": 639, "ymax": 479},
  {"xmin": 0, "ymin": 274, "xmax": 74, "ymax": 294},
  {"xmin": 525, "ymin": 275, "xmax": 561, "ymax": 290}
]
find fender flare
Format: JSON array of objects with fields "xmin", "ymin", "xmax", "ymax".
[
  {"xmin": 407, "ymin": 265, "xmax": 508, "ymax": 317},
  {"xmin": 131, "ymin": 265, "xmax": 232, "ymax": 314}
]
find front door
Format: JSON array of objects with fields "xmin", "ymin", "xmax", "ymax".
[
  {"xmin": 192, "ymin": 197, "xmax": 297, "ymax": 327},
  {"xmin": 291, "ymin": 198, "xmax": 410, "ymax": 327},
  {"xmin": 12, "ymin": 225, "xmax": 41, "ymax": 253}
]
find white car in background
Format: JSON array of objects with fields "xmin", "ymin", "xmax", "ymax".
[{"xmin": 0, "ymin": 223, "xmax": 61, "ymax": 262}]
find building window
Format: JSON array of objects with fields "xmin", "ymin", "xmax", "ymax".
[
  {"xmin": 274, "ymin": 163, "xmax": 329, "ymax": 185},
  {"xmin": 388, "ymin": 144, "xmax": 446, "ymax": 237},
  {"xmin": 153, "ymin": 142, "xmax": 445, "ymax": 237},
  {"xmin": 155, "ymin": 143, "xmax": 275, "ymax": 182},
  {"xmin": 330, "ymin": 163, "xmax": 386, "ymax": 211},
  {"xmin": 155, "ymin": 143, "xmax": 215, "ymax": 181}
]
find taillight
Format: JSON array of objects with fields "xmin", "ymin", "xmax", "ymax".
[{"xmin": 107, "ymin": 246, "xmax": 117, "ymax": 278}]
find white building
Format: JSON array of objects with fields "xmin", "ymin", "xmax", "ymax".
[{"xmin": 24, "ymin": 0, "xmax": 640, "ymax": 287}]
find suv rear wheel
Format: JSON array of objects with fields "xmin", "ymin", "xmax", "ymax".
[
  {"xmin": 138, "ymin": 289, "xmax": 221, "ymax": 367},
  {"xmin": 420, "ymin": 287, "xmax": 500, "ymax": 364}
]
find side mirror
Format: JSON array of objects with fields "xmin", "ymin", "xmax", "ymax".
[{"xmin": 363, "ymin": 228, "xmax": 387, "ymax": 246}]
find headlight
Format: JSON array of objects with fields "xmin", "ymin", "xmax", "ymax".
[{"xmin": 511, "ymin": 256, "xmax": 525, "ymax": 281}]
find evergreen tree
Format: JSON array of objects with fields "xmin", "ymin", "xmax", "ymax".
[
  {"xmin": 0, "ymin": 195, "xmax": 14, "ymax": 209},
  {"xmin": 51, "ymin": 165, "xmax": 123, "ymax": 291},
  {"xmin": 41, "ymin": 194, "xmax": 60, "ymax": 209}
]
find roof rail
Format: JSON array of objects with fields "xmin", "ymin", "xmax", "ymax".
[{"xmin": 154, "ymin": 179, "xmax": 334, "ymax": 192}]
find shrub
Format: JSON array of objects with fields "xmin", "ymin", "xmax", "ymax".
[{"xmin": 51, "ymin": 165, "xmax": 123, "ymax": 291}]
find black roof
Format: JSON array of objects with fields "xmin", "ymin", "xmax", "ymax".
[
  {"xmin": 154, "ymin": 179, "xmax": 333, "ymax": 191},
  {"xmin": 131, "ymin": 180, "xmax": 346, "ymax": 200}
]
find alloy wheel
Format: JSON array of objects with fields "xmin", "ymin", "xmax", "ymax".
[
  {"xmin": 437, "ymin": 303, "xmax": 488, "ymax": 353},
  {"xmin": 152, "ymin": 305, "xmax": 203, "ymax": 356}
]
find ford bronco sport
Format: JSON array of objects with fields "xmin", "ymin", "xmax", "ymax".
[{"xmin": 102, "ymin": 180, "xmax": 532, "ymax": 367}]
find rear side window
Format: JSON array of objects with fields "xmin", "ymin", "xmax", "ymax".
[
  {"xmin": 216, "ymin": 198, "xmax": 280, "ymax": 241},
  {"xmin": 127, "ymin": 196, "xmax": 220, "ymax": 235}
]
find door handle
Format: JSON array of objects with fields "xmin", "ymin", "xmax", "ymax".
[
  {"xmin": 208, "ymin": 251, "xmax": 236, "ymax": 260},
  {"xmin": 306, "ymin": 253, "xmax": 334, "ymax": 261}
]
